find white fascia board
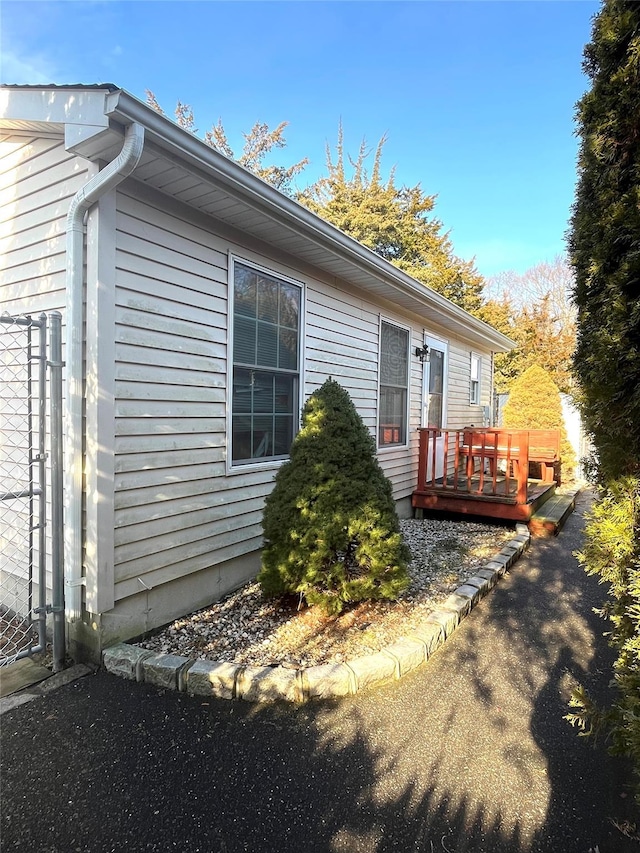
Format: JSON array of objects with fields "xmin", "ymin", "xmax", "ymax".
[
  {"xmin": 0, "ymin": 86, "xmax": 124, "ymax": 159},
  {"xmin": 0, "ymin": 86, "xmax": 110, "ymax": 130},
  {"xmin": 105, "ymin": 88, "xmax": 516, "ymax": 353}
]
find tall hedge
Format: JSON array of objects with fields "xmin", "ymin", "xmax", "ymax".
[
  {"xmin": 566, "ymin": 0, "xmax": 640, "ymax": 799},
  {"xmin": 501, "ymin": 364, "xmax": 576, "ymax": 479},
  {"xmin": 568, "ymin": 0, "xmax": 640, "ymax": 477},
  {"xmin": 258, "ymin": 378, "xmax": 409, "ymax": 614}
]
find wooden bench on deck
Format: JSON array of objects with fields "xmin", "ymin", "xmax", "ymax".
[{"xmin": 461, "ymin": 428, "xmax": 561, "ymax": 486}]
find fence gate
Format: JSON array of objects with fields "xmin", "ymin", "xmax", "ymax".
[{"xmin": 0, "ymin": 312, "xmax": 65, "ymax": 670}]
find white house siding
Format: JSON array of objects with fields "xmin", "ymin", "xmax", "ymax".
[
  {"xmin": 0, "ymin": 134, "xmax": 86, "ymax": 316},
  {"xmin": 304, "ymin": 281, "xmax": 427, "ymax": 501},
  {"xmin": 445, "ymin": 340, "xmax": 493, "ymax": 430},
  {"xmin": 110, "ymin": 181, "xmax": 497, "ymax": 623},
  {"xmin": 0, "ymin": 134, "xmax": 87, "ymax": 622},
  {"xmin": 0, "ymin": 146, "xmax": 500, "ymax": 643},
  {"xmin": 113, "ymin": 186, "xmax": 262, "ymax": 605}
]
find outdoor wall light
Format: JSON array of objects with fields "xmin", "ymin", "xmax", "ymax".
[{"xmin": 415, "ymin": 344, "xmax": 430, "ymax": 363}]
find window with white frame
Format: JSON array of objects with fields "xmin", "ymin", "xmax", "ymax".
[
  {"xmin": 379, "ymin": 320, "xmax": 410, "ymax": 447},
  {"xmin": 470, "ymin": 353, "xmax": 481, "ymax": 405},
  {"xmin": 231, "ymin": 261, "xmax": 301, "ymax": 465}
]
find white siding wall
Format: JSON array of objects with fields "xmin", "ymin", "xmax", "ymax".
[
  {"xmin": 2, "ymin": 136, "xmax": 500, "ymax": 649},
  {"xmin": 113, "ymin": 187, "xmax": 268, "ymax": 601},
  {"xmin": 0, "ymin": 134, "xmax": 86, "ymax": 316},
  {"xmin": 0, "ymin": 135, "xmax": 87, "ymax": 619},
  {"xmin": 112, "ymin": 183, "xmax": 497, "ymax": 608},
  {"xmin": 445, "ymin": 343, "xmax": 493, "ymax": 429},
  {"xmin": 304, "ymin": 281, "xmax": 426, "ymax": 499}
]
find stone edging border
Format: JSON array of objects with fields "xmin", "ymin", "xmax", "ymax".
[{"xmin": 103, "ymin": 524, "xmax": 532, "ymax": 703}]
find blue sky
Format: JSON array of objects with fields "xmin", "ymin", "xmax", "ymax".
[{"xmin": 1, "ymin": 0, "xmax": 599, "ymax": 279}]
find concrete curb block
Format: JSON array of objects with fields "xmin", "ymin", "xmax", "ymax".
[
  {"xmin": 103, "ymin": 528, "xmax": 532, "ymax": 704},
  {"xmin": 346, "ymin": 652, "xmax": 397, "ymax": 693},
  {"xmin": 381, "ymin": 638, "xmax": 427, "ymax": 679},
  {"xmin": 303, "ymin": 663, "xmax": 356, "ymax": 700},
  {"xmin": 236, "ymin": 665, "xmax": 303, "ymax": 703},
  {"xmin": 464, "ymin": 575, "xmax": 492, "ymax": 596},
  {"xmin": 425, "ymin": 607, "xmax": 460, "ymax": 638},
  {"xmin": 141, "ymin": 653, "xmax": 193, "ymax": 691},
  {"xmin": 184, "ymin": 660, "xmax": 239, "ymax": 700},
  {"xmin": 407, "ymin": 621, "xmax": 444, "ymax": 655},
  {"xmin": 102, "ymin": 644, "xmax": 153, "ymax": 681}
]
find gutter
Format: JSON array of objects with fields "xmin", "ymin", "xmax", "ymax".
[
  {"xmin": 104, "ymin": 90, "xmax": 515, "ymax": 353},
  {"xmin": 64, "ymin": 122, "xmax": 145, "ymax": 621}
]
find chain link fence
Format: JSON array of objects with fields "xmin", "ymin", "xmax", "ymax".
[{"xmin": 1, "ymin": 313, "xmax": 64, "ymax": 668}]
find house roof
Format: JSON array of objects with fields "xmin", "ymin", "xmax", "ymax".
[{"xmin": 0, "ymin": 84, "xmax": 515, "ymax": 351}]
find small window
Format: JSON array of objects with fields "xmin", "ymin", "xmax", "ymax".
[
  {"xmin": 231, "ymin": 261, "xmax": 301, "ymax": 466},
  {"xmin": 379, "ymin": 320, "xmax": 409, "ymax": 447},
  {"xmin": 470, "ymin": 353, "xmax": 481, "ymax": 405}
]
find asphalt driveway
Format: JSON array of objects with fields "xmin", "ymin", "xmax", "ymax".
[{"xmin": 1, "ymin": 491, "xmax": 638, "ymax": 853}]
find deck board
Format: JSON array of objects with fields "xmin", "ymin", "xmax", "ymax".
[{"xmin": 412, "ymin": 478, "xmax": 556, "ymax": 522}]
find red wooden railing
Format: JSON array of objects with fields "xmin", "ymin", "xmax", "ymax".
[{"xmin": 416, "ymin": 427, "xmax": 559, "ymax": 505}]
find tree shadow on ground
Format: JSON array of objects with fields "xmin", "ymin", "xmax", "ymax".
[{"xmin": 1, "ymin": 494, "xmax": 638, "ymax": 852}]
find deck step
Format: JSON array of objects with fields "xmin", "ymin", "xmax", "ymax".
[{"xmin": 529, "ymin": 489, "xmax": 579, "ymax": 537}]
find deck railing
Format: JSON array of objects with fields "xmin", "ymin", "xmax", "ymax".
[{"xmin": 416, "ymin": 427, "xmax": 559, "ymax": 505}]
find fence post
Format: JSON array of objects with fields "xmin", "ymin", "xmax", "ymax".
[
  {"xmin": 49, "ymin": 312, "xmax": 66, "ymax": 671},
  {"xmin": 35, "ymin": 315, "xmax": 48, "ymax": 655}
]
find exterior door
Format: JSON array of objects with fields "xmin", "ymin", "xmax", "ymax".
[{"xmin": 421, "ymin": 336, "xmax": 448, "ymax": 481}]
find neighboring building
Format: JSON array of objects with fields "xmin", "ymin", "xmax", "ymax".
[
  {"xmin": 561, "ymin": 394, "xmax": 592, "ymax": 480},
  {"xmin": 0, "ymin": 85, "xmax": 514, "ymax": 660}
]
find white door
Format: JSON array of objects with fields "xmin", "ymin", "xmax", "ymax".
[{"xmin": 421, "ymin": 336, "xmax": 448, "ymax": 481}]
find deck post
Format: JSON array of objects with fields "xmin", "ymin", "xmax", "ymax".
[
  {"xmin": 417, "ymin": 428, "xmax": 428, "ymax": 492},
  {"xmin": 430, "ymin": 429, "xmax": 437, "ymax": 487},
  {"xmin": 504, "ymin": 431, "xmax": 512, "ymax": 495},
  {"xmin": 478, "ymin": 430, "xmax": 486, "ymax": 494},
  {"xmin": 453, "ymin": 430, "xmax": 460, "ymax": 490},
  {"xmin": 516, "ymin": 431, "xmax": 530, "ymax": 504},
  {"xmin": 442, "ymin": 432, "xmax": 449, "ymax": 490}
]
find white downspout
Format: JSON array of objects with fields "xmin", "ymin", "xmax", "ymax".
[{"xmin": 65, "ymin": 122, "xmax": 145, "ymax": 621}]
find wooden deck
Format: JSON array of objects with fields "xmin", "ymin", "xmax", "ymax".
[{"xmin": 412, "ymin": 427, "xmax": 561, "ymax": 523}]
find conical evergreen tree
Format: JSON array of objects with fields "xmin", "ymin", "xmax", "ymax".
[
  {"xmin": 258, "ymin": 378, "xmax": 409, "ymax": 614},
  {"xmin": 502, "ymin": 364, "xmax": 576, "ymax": 479}
]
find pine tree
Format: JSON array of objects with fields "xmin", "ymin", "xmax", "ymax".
[
  {"xmin": 144, "ymin": 90, "xmax": 308, "ymax": 195},
  {"xmin": 501, "ymin": 364, "xmax": 576, "ymax": 479},
  {"xmin": 297, "ymin": 126, "xmax": 485, "ymax": 315},
  {"xmin": 258, "ymin": 378, "xmax": 409, "ymax": 615}
]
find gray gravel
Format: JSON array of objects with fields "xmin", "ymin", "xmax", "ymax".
[{"xmin": 137, "ymin": 518, "xmax": 514, "ymax": 667}]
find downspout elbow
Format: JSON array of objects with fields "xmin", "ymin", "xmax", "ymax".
[{"xmin": 66, "ymin": 123, "xmax": 145, "ymax": 230}]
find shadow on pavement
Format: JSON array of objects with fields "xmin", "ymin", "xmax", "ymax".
[{"xmin": 1, "ymin": 492, "xmax": 638, "ymax": 852}]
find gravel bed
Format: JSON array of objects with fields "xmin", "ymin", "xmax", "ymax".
[{"xmin": 137, "ymin": 518, "xmax": 515, "ymax": 668}]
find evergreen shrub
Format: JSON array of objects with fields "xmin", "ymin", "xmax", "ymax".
[
  {"xmin": 258, "ymin": 378, "xmax": 409, "ymax": 615},
  {"xmin": 566, "ymin": 0, "xmax": 640, "ymax": 798},
  {"xmin": 566, "ymin": 478, "xmax": 640, "ymax": 788},
  {"xmin": 501, "ymin": 364, "xmax": 576, "ymax": 480}
]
